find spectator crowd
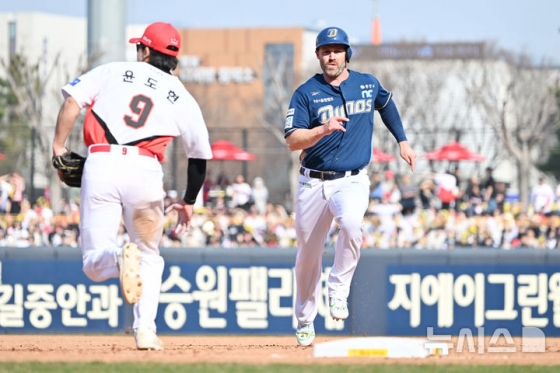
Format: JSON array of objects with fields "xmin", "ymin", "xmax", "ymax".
[{"xmin": 1, "ymin": 168, "xmax": 560, "ymax": 250}]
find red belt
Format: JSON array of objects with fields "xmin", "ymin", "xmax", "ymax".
[{"xmin": 89, "ymin": 144, "xmax": 155, "ymax": 158}]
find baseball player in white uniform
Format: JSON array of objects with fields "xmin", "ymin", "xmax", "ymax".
[
  {"xmin": 284, "ymin": 27, "xmax": 416, "ymax": 346},
  {"xmin": 52, "ymin": 22, "xmax": 212, "ymax": 350}
]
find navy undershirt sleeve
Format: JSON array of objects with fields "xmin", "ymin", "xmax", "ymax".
[{"xmin": 378, "ymin": 98, "xmax": 407, "ymax": 143}]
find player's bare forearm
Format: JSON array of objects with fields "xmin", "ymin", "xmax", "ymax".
[
  {"xmin": 398, "ymin": 140, "xmax": 417, "ymax": 172},
  {"xmin": 285, "ymin": 128, "xmax": 323, "ymax": 151},
  {"xmin": 53, "ymin": 96, "xmax": 81, "ymax": 156},
  {"xmin": 285, "ymin": 116, "xmax": 348, "ymax": 151}
]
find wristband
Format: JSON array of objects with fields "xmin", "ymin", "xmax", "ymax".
[{"xmin": 183, "ymin": 196, "xmax": 196, "ymax": 205}]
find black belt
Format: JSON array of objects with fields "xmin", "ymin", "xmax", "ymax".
[{"xmin": 300, "ymin": 167, "xmax": 360, "ymax": 181}]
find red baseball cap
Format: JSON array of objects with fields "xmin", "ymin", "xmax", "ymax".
[{"xmin": 129, "ymin": 22, "xmax": 181, "ymax": 57}]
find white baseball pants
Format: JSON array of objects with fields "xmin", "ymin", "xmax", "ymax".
[
  {"xmin": 79, "ymin": 145, "xmax": 166, "ymax": 332},
  {"xmin": 294, "ymin": 169, "xmax": 370, "ymax": 324}
]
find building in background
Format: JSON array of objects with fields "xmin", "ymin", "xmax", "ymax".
[
  {"xmin": 0, "ymin": 11, "xmax": 557, "ymax": 206},
  {"xmin": 166, "ymin": 27, "xmax": 319, "ymax": 202},
  {"xmin": 0, "ymin": 13, "xmax": 319, "ymax": 204},
  {"xmin": 0, "ymin": 12, "xmax": 86, "ymax": 204}
]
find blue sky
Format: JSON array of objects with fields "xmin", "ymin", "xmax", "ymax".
[{"xmin": 2, "ymin": 0, "xmax": 559, "ymax": 65}]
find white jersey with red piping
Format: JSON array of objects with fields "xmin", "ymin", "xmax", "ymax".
[{"xmin": 62, "ymin": 61, "xmax": 212, "ymax": 162}]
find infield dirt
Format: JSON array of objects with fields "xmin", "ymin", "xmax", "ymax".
[{"xmin": 1, "ymin": 335, "xmax": 560, "ymax": 365}]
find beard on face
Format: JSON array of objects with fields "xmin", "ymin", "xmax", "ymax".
[{"xmin": 320, "ymin": 59, "xmax": 346, "ymax": 78}]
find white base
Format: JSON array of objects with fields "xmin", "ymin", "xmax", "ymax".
[{"xmin": 313, "ymin": 337, "xmax": 447, "ymax": 358}]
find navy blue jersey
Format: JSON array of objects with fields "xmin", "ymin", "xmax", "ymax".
[{"xmin": 285, "ymin": 70, "xmax": 403, "ymax": 172}]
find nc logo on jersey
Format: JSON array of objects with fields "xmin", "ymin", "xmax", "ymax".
[
  {"xmin": 69, "ymin": 78, "xmax": 81, "ymax": 86},
  {"xmin": 361, "ymin": 89, "xmax": 373, "ymax": 98},
  {"xmin": 327, "ymin": 28, "xmax": 338, "ymax": 38}
]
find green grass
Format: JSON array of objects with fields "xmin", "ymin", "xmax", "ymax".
[{"xmin": 1, "ymin": 364, "xmax": 559, "ymax": 373}]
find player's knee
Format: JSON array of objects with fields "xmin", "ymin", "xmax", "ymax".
[
  {"xmin": 82, "ymin": 266, "xmax": 106, "ymax": 282},
  {"xmin": 338, "ymin": 217, "xmax": 363, "ymax": 237},
  {"xmin": 81, "ymin": 252, "xmax": 113, "ymax": 282}
]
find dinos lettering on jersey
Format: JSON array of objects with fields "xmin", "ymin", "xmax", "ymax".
[{"xmin": 317, "ymin": 99, "xmax": 373, "ymax": 123}]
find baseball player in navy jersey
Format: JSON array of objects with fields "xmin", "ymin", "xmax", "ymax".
[
  {"xmin": 52, "ymin": 22, "xmax": 212, "ymax": 350},
  {"xmin": 284, "ymin": 26, "xmax": 416, "ymax": 347}
]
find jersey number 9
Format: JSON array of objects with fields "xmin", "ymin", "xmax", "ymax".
[{"xmin": 124, "ymin": 94, "xmax": 154, "ymax": 128}]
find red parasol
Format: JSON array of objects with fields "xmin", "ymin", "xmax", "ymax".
[
  {"xmin": 423, "ymin": 142, "xmax": 485, "ymax": 162},
  {"xmin": 371, "ymin": 148, "xmax": 396, "ymax": 163},
  {"xmin": 210, "ymin": 140, "xmax": 255, "ymax": 161}
]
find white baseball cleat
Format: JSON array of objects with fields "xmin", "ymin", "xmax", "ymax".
[
  {"xmin": 135, "ymin": 327, "xmax": 164, "ymax": 351},
  {"xmin": 295, "ymin": 323, "xmax": 315, "ymax": 347},
  {"xmin": 118, "ymin": 243, "xmax": 142, "ymax": 305},
  {"xmin": 329, "ymin": 298, "xmax": 349, "ymax": 321}
]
